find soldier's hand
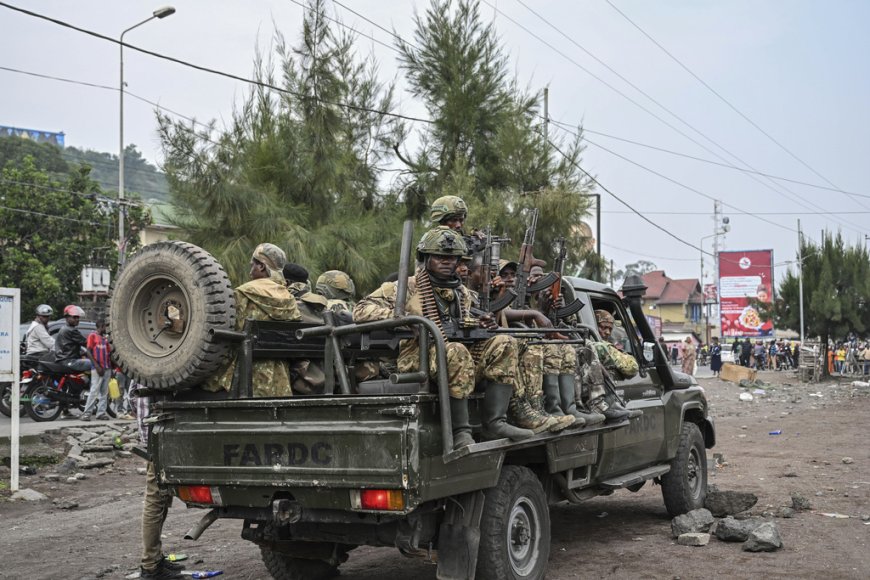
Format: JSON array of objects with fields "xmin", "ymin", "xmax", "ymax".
[
  {"xmin": 478, "ymin": 313, "xmax": 499, "ymax": 330},
  {"xmin": 491, "ymin": 275, "xmax": 505, "ymax": 291}
]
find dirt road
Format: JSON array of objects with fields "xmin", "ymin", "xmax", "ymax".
[{"xmin": 1, "ymin": 371, "xmax": 868, "ymax": 579}]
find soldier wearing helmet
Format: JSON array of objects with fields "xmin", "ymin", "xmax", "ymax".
[
  {"xmin": 55, "ymin": 304, "xmax": 98, "ymax": 373},
  {"xmin": 354, "ymin": 227, "xmax": 534, "ymax": 449},
  {"xmin": 24, "ymin": 304, "xmax": 55, "ymax": 357},
  {"xmin": 429, "ymin": 195, "xmax": 468, "ymax": 230},
  {"xmin": 576, "ymin": 309, "xmax": 641, "ymax": 423},
  {"xmin": 204, "ymin": 243, "xmax": 302, "ymax": 397},
  {"xmin": 315, "ymin": 270, "xmax": 356, "ymax": 314}
]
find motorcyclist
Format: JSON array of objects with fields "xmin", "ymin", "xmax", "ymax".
[
  {"xmin": 24, "ymin": 304, "xmax": 54, "ymax": 357},
  {"xmin": 55, "ymin": 305, "xmax": 98, "ymax": 373}
]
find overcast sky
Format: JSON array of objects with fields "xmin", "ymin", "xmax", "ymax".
[{"xmin": 3, "ymin": 0, "xmax": 869, "ymax": 287}]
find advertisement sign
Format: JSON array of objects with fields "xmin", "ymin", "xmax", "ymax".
[
  {"xmin": 718, "ymin": 250, "xmax": 774, "ymax": 337},
  {"xmin": 703, "ymin": 283, "xmax": 718, "ymax": 305},
  {"xmin": 0, "ymin": 125, "xmax": 65, "ymax": 147}
]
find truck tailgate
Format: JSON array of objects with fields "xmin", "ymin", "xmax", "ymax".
[{"xmin": 152, "ymin": 398, "xmax": 412, "ymax": 490}]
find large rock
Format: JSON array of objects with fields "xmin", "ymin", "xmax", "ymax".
[
  {"xmin": 713, "ymin": 516, "xmax": 764, "ymax": 542},
  {"xmin": 705, "ymin": 488, "xmax": 758, "ymax": 517},
  {"xmin": 742, "ymin": 522, "xmax": 783, "ymax": 552},
  {"xmin": 677, "ymin": 533, "xmax": 710, "ymax": 546},
  {"xmin": 10, "ymin": 488, "xmax": 48, "ymax": 502},
  {"xmin": 671, "ymin": 508, "xmax": 715, "ymax": 537}
]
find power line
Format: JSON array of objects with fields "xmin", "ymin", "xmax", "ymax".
[
  {"xmin": 333, "ymin": 0, "xmax": 417, "ymax": 50},
  {"xmin": 0, "ymin": 203, "xmax": 107, "ymax": 225},
  {"xmin": 601, "ymin": 241, "xmax": 697, "ymax": 262},
  {"xmin": 603, "ymin": 0, "xmax": 852, "ymax": 200},
  {"xmin": 286, "ymin": 0, "xmax": 401, "ymax": 54},
  {"xmin": 0, "ymin": 1, "xmax": 433, "ymax": 126},
  {"xmin": 558, "ymin": 122, "xmax": 867, "ymax": 198},
  {"xmin": 0, "ymin": 178, "xmax": 146, "ymax": 206},
  {"xmin": 551, "ymin": 123, "xmax": 797, "ymax": 234},
  {"xmin": 495, "ymin": 0, "xmax": 867, "ymax": 233}
]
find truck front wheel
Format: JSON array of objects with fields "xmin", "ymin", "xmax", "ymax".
[
  {"xmin": 660, "ymin": 422, "xmax": 707, "ymax": 516},
  {"xmin": 476, "ymin": 465, "xmax": 550, "ymax": 580}
]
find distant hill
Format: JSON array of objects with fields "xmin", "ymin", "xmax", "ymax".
[{"xmin": 0, "ymin": 136, "xmax": 170, "ymax": 202}]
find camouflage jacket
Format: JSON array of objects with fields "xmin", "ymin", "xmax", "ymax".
[
  {"xmin": 353, "ymin": 276, "xmax": 473, "ymax": 323},
  {"xmin": 591, "ymin": 341, "xmax": 639, "ymax": 380}
]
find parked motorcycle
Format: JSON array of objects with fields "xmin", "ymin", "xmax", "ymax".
[
  {"xmin": 0, "ymin": 353, "xmax": 45, "ymax": 418},
  {"xmin": 24, "ymin": 361, "xmax": 119, "ymax": 422}
]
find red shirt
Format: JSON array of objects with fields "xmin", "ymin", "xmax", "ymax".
[{"xmin": 87, "ymin": 332, "xmax": 111, "ymax": 369}]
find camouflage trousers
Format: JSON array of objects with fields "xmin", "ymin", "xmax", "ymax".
[
  {"xmin": 578, "ymin": 344, "xmax": 608, "ymax": 411},
  {"xmin": 398, "ymin": 335, "xmax": 519, "ymax": 399},
  {"xmin": 543, "ymin": 342, "xmax": 577, "ymax": 375},
  {"xmin": 516, "ymin": 341, "xmax": 543, "ymax": 398},
  {"xmin": 202, "ymin": 356, "xmax": 292, "ymax": 398}
]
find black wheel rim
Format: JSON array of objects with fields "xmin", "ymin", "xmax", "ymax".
[
  {"xmin": 127, "ymin": 274, "xmax": 192, "ymax": 358},
  {"xmin": 508, "ymin": 495, "xmax": 541, "ymax": 576},
  {"xmin": 29, "ymin": 383, "xmax": 59, "ymax": 419}
]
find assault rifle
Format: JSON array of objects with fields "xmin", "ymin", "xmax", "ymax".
[
  {"xmin": 546, "ymin": 237, "xmax": 585, "ymax": 324},
  {"xmin": 479, "ymin": 227, "xmax": 516, "ymax": 314},
  {"xmin": 513, "ymin": 209, "xmax": 557, "ymax": 308},
  {"xmin": 442, "ymin": 310, "xmax": 546, "ymax": 344}
]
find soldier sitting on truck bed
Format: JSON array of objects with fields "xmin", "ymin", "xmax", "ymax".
[
  {"xmin": 203, "ymin": 243, "xmax": 301, "ymax": 397},
  {"xmin": 314, "ymin": 270, "xmax": 356, "ymax": 315},
  {"xmin": 353, "ymin": 227, "xmax": 535, "ymax": 449},
  {"xmin": 581, "ymin": 309, "xmax": 642, "ymax": 422},
  {"xmin": 525, "ymin": 265, "xmax": 605, "ymax": 427}
]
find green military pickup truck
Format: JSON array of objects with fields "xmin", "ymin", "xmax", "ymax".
[{"xmin": 109, "ymin": 241, "xmax": 714, "ymax": 580}]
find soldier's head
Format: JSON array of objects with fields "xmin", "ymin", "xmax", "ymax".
[
  {"xmin": 315, "ymin": 270, "xmax": 356, "ymax": 301},
  {"xmin": 283, "ymin": 263, "xmax": 309, "ymax": 286},
  {"xmin": 498, "ymin": 259, "xmax": 519, "ymax": 289},
  {"xmin": 251, "ymin": 243, "xmax": 287, "ymax": 283},
  {"xmin": 429, "ymin": 195, "xmax": 468, "ymax": 231},
  {"xmin": 528, "ymin": 264, "xmax": 545, "ymax": 285},
  {"xmin": 417, "ymin": 227, "xmax": 467, "ymax": 281},
  {"xmin": 456, "ymin": 253, "xmax": 473, "ymax": 285},
  {"xmin": 595, "ymin": 309, "xmax": 615, "ymax": 341}
]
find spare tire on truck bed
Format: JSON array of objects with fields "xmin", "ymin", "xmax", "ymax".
[{"xmin": 108, "ymin": 241, "xmax": 236, "ymax": 391}]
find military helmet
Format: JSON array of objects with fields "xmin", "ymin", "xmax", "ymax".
[
  {"xmin": 594, "ymin": 309, "xmax": 614, "ymax": 326},
  {"xmin": 429, "ymin": 195, "xmax": 468, "ymax": 224},
  {"xmin": 416, "ymin": 227, "xmax": 468, "ymax": 258},
  {"xmin": 315, "ymin": 270, "xmax": 356, "ymax": 301}
]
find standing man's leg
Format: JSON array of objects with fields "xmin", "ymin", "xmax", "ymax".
[
  {"xmin": 81, "ymin": 364, "xmax": 101, "ymax": 420},
  {"xmin": 140, "ymin": 461, "xmax": 183, "ymax": 578}
]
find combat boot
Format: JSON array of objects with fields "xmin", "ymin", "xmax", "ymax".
[
  {"xmin": 558, "ymin": 374, "xmax": 605, "ymax": 426},
  {"xmin": 449, "ymin": 397, "xmax": 475, "ymax": 450},
  {"xmin": 607, "ymin": 399, "xmax": 643, "ymax": 419},
  {"xmin": 509, "ymin": 396, "xmax": 559, "ymax": 434},
  {"xmin": 542, "ymin": 374, "xmax": 566, "ymax": 416},
  {"xmin": 530, "ymin": 390, "xmax": 575, "ymax": 432},
  {"xmin": 481, "ymin": 384, "xmax": 535, "ymax": 441}
]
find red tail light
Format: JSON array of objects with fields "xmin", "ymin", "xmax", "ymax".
[
  {"xmin": 354, "ymin": 489, "xmax": 405, "ymax": 511},
  {"xmin": 177, "ymin": 485, "xmax": 221, "ymax": 505},
  {"xmin": 21, "ymin": 370, "xmax": 33, "ymax": 379}
]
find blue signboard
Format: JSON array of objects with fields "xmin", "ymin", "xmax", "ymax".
[{"xmin": 0, "ymin": 125, "xmax": 65, "ymax": 147}]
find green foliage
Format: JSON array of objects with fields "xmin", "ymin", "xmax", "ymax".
[
  {"xmin": 0, "ymin": 156, "xmax": 151, "ymax": 315},
  {"xmin": 776, "ymin": 231, "xmax": 870, "ymax": 374},
  {"xmin": 158, "ymin": 0, "xmax": 404, "ymax": 290},
  {"xmin": 397, "ymin": 0, "xmax": 598, "ymax": 273},
  {"xmin": 62, "ymin": 144, "xmax": 170, "ymax": 202},
  {"xmin": 0, "ymin": 136, "xmax": 69, "ymax": 176}
]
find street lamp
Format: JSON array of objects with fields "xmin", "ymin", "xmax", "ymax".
[{"xmin": 118, "ymin": 6, "xmax": 175, "ymax": 266}]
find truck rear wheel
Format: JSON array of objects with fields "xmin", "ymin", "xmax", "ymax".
[
  {"xmin": 108, "ymin": 241, "xmax": 235, "ymax": 391},
  {"xmin": 661, "ymin": 422, "xmax": 707, "ymax": 516},
  {"xmin": 260, "ymin": 549, "xmax": 337, "ymax": 580},
  {"xmin": 476, "ymin": 465, "xmax": 550, "ymax": 580}
]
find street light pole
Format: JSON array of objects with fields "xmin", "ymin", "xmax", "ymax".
[{"xmin": 118, "ymin": 6, "xmax": 175, "ymax": 267}]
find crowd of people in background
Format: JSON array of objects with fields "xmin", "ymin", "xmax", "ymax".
[{"xmin": 827, "ymin": 340, "xmax": 870, "ymax": 376}]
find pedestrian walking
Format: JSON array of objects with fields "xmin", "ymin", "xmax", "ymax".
[
  {"xmin": 709, "ymin": 337, "xmax": 722, "ymax": 376},
  {"xmin": 681, "ymin": 337, "xmax": 696, "ymax": 376}
]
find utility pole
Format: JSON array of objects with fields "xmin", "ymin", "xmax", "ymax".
[{"xmin": 798, "ymin": 219, "xmax": 805, "ymax": 345}]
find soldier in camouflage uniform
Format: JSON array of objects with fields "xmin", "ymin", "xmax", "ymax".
[
  {"xmin": 203, "ymin": 244, "xmax": 301, "ymax": 397},
  {"xmin": 315, "ymin": 270, "xmax": 356, "ymax": 315},
  {"xmin": 430, "ymin": 195, "xmax": 468, "ymax": 229},
  {"xmin": 493, "ymin": 260, "xmax": 574, "ymax": 433},
  {"xmin": 525, "ymin": 265, "xmax": 605, "ymax": 427},
  {"xmin": 353, "ymin": 228, "xmax": 534, "ymax": 449},
  {"xmin": 581, "ymin": 309, "xmax": 642, "ymax": 422}
]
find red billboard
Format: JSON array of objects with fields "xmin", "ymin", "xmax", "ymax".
[{"xmin": 718, "ymin": 250, "xmax": 774, "ymax": 338}]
